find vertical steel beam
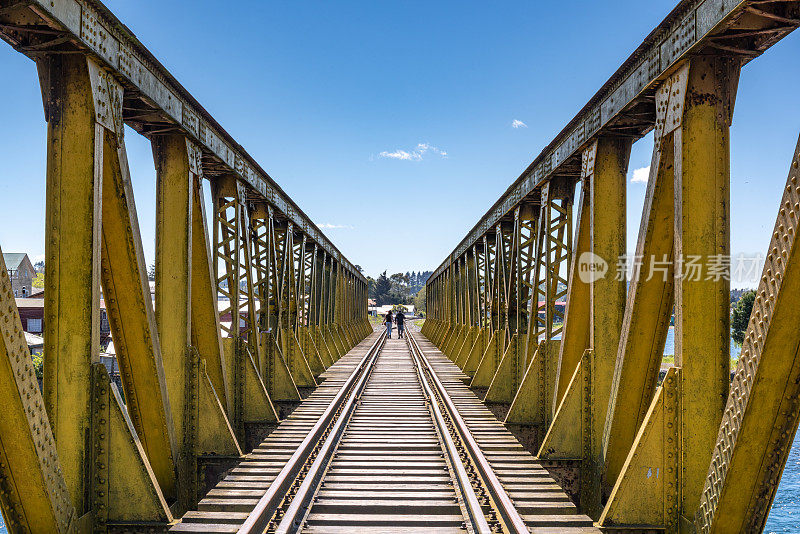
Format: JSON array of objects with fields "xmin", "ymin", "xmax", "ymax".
[
  {"xmin": 295, "ymin": 236, "xmax": 324, "ymax": 376},
  {"xmin": 537, "ymin": 181, "xmax": 574, "ymax": 348},
  {"xmin": 585, "ymin": 137, "xmax": 631, "ymax": 515},
  {"xmin": 442, "ymin": 258, "xmax": 464, "ymax": 357},
  {"xmin": 674, "ymin": 56, "xmax": 738, "ymax": 524},
  {"xmin": 320, "ymin": 254, "xmax": 343, "ymax": 360},
  {"xmin": 249, "ymin": 206, "xmax": 270, "ymax": 378},
  {"xmin": 212, "ymin": 177, "xmax": 247, "ymax": 434},
  {"xmin": 454, "ymin": 248, "xmax": 478, "ymax": 368},
  {"xmin": 212, "ymin": 177, "xmax": 278, "ymax": 442},
  {"xmin": 535, "ymin": 152, "xmax": 627, "ymax": 516},
  {"xmin": 472, "ymin": 225, "xmax": 508, "ymax": 387},
  {"xmin": 40, "ymin": 55, "xmax": 175, "ymax": 526},
  {"xmin": 190, "ymin": 160, "xmax": 232, "ymax": 414},
  {"xmin": 155, "ymin": 134, "xmax": 245, "ymax": 506},
  {"xmin": 506, "ymin": 185, "xmax": 583, "ymax": 440},
  {"xmin": 485, "ymin": 205, "xmax": 538, "ymax": 403},
  {"xmin": 251, "ymin": 206, "xmax": 300, "ymax": 402},
  {"xmin": 309, "ymin": 245, "xmax": 333, "ymax": 368},
  {"xmin": 597, "ymin": 64, "xmax": 688, "ymax": 532},
  {"xmin": 153, "ymin": 134, "xmax": 199, "ymax": 499},
  {"xmin": 550, "ymin": 179, "xmax": 591, "ymax": 418},
  {"xmin": 276, "ymin": 223, "xmax": 315, "ymax": 387},
  {"xmin": 464, "ymin": 237, "xmax": 492, "ymax": 376},
  {"xmin": 598, "ymin": 56, "xmax": 740, "ymax": 531},
  {"xmin": 39, "ymin": 53, "xmax": 101, "ymax": 515}
]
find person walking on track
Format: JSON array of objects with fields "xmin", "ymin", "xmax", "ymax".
[
  {"xmin": 383, "ymin": 310, "xmax": 393, "ymax": 338},
  {"xmin": 396, "ymin": 309, "xmax": 406, "ymax": 339}
]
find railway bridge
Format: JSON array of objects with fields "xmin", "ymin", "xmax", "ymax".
[{"xmin": 1, "ymin": 0, "xmax": 799, "ymax": 532}]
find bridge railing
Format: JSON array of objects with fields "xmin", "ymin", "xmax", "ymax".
[
  {"xmin": 0, "ymin": 0, "xmax": 370, "ymax": 531},
  {"xmin": 422, "ymin": 0, "xmax": 800, "ymax": 531}
]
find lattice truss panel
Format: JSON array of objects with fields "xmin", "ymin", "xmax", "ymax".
[{"xmin": 422, "ymin": 1, "xmax": 800, "ymax": 530}]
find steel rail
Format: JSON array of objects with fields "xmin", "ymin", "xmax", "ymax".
[
  {"xmin": 407, "ymin": 330, "xmax": 530, "ymax": 534},
  {"xmin": 275, "ymin": 329, "xmax": 493, "ymax": 534},
  {"xmin": 272, "ymin": 333, "xmax": 384, "ymax": 534},
  {"xmin": 237, "ymin": 331, "xmax": 386, "ymax": 534},
  {"xmin": 406, "ymin": 334, "xmax": 493, "ymax": 534}
]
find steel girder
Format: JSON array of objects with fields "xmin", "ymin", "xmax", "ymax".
[
  {"xmin": 0, "ymin": 22, "xmax": 369, "ymax": 534},
  {"xmin": 425, "ymin": 43, "xmax": 800, "ymax": 533},
  {"xmin": 597, "ymin": 57, "xmax": 739, "ymax": 531}
]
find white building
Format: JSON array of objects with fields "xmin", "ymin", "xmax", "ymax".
[{"xmin": 369, "ymin": 304, "xmax": 416, "ymax": 317}]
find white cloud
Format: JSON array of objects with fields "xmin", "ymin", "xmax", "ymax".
[
  {"xmin": 378, "ymin": 142, "xmax": 447, "ymax": 161},
  {"xmin": 318, "ymin": 223, "xmax": 354, "ymax": 229},
  {"xmin": 631, "ymin": 166, "xmax": 650, "ymax": 183},
  {"xmin": 512, "ymin": 119, "xmax": 527, "ymax": 129},
  {"xmin": 379, "ymin": 150, "xmax": 419, "ymax": 161}
]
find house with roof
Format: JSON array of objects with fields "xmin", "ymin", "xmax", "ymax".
[
  {"xmin": 3, "ymin": 252, "xmax": 34, "ymax": 297},
  {"xmin": 16, "ymin": 296, "xmax": 112, "ymax": 347}
]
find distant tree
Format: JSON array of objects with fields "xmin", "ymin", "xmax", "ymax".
[
  {"xmin": 147, "ymin": 263, "xmax": 156, "ymax": 281},
  {"xmin": 405, "ymin": 270, "xmax": 432, "ymax": 296},
  {"xmin": 355, "ymin": 265, "xmax": 364, "ymax": 273},
  {"xmin": 34, "ymin": 261, "xmax": 45, "ymax": 273},
  {"xmin": 374, "ymin": 271, "xmax": 392, "ymax": 305},
  {"xmin": 389, "ymin": 272, "xmax": 408, "ymax": 288},
  {"xmin": 369, "ymin": 268, "xmax": 433, "ymax": 304},
  {"xmin": 389, "ymin": 273, "xmax": 412, "ymax": 304},
  {"xmin": 33, "ymin": 272, "xmax": 44, "ymax": 288},
  {"xmin": 731, "ymin": 289, "xmax": 756, "ymax": 345},
  {"xmin": 413, "ymin": 286, "xmax": 426, "ymax": 315}
]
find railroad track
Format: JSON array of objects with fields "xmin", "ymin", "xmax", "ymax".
[{"xmin": 172, "ymin": 329, "xmax": 595, "ymax": 533}]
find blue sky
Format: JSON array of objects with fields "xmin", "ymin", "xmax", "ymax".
[{"xmin": 1, "ymin": 0, "xmax": 799, "ymax": 284}]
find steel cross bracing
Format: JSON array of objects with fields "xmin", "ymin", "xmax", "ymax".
[
  {"xmin": 425, "ymin": 1, "xmax": 800, "ymax": 532},
  {"xmin": 0, "ymin": 1, "xmax": 371, "ymax": 532}
]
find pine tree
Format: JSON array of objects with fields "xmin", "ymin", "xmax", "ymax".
[{"xmin": 374, "ymin": 271, "xmax": 392, "ymax": 305}]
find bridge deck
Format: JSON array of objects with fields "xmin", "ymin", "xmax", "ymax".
[{"xmin": 172, "ymin": 330, "xmax": 597, "ymax": 533}]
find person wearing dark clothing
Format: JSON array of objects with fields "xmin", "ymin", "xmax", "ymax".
[
  {"xmin": 383, "ymin": 311, "xmax": 393, "ymax": 338},
  {"xmin": 396, "ymin": 311, "xmax": 406, "ymax": 338}
]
